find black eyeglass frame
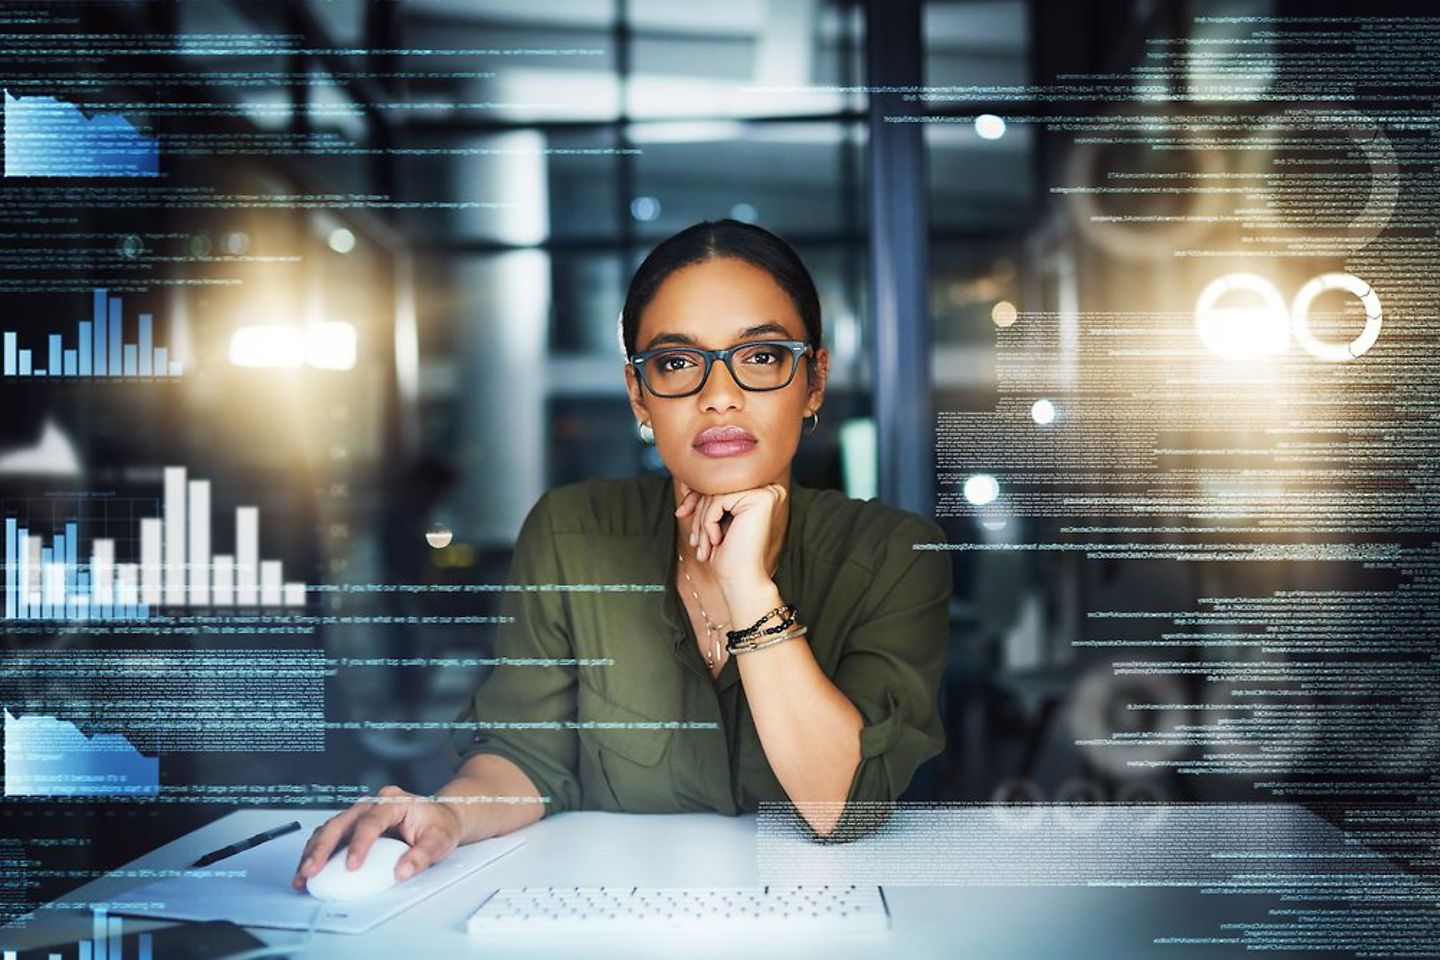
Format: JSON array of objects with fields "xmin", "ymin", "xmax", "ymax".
[{"xmin": 628, "ymin": 339, "xmax": 814, "ymax": 398}]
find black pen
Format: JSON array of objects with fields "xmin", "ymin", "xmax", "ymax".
[{"xmin": 191, "ymin": 821, "xmax": 302, "ymax": 868}]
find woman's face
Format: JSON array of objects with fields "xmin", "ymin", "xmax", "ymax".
[{"xmin": 625, "ymin": 256, "xmax": 829, "ymax": 496}]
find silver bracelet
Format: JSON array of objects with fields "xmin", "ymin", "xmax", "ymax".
[{"xmin": 730, "ymin": 624, "xmax": 808, "ymax": 656}]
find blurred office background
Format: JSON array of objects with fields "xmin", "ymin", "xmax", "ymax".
[{"xmin": 6, "ymin": 0, "xmax": 1432, "ymax": 900}]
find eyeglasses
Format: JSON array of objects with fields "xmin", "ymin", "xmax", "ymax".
[{"xmin": 629, "ymin": 339, "xmax": 813, "ymax": 399}]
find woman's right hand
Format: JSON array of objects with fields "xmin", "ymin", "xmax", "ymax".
[{"xmin": 291, "ymin": 784, "xmax": 463, "ymax": 890}]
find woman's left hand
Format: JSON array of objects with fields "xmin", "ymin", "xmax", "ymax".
[{"xmin": 675, "ymin": 481, "xmax": 786, "ymax": 589}]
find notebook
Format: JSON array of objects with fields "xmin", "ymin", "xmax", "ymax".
[{"xmin": 113, "ymin": 828, "xmax": 524, "ymax": 935}]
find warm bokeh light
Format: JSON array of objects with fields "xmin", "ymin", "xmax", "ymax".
[
  {"xmin": 1193, "ymin": 273, "xmax": 1289, "ymax": 360},
  {"xmin": 228, "ymin": 321, "xmax": 357, "ymax": 371},
  {"xmin": 305, "ymin": 321, "xmax": 358, "ymax": 371},
  {"xmin": 229, "ymin": 324, "xmax": 304, "ymax": 368},
  {"xmin": 326, "ymin": 227, "xmax": 356, "ymax": 254},
  {"xmin": 975, "ymin": 114, "xmax": 1007, "ymax": 140},
  {"xmin": 963, "ymin": 473, "xmax": 1000, "ymax": 506}
]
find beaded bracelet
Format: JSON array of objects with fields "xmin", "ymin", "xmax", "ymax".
[
  {"xmin": 724, "ymin": 602, "xmax": 796, "ymax": 647},
  {"xmin": 755, "ymin": 609, "xmax": 798, "ymax": 637},
  {"xmin": 726, "ymin": 610, "xmax": 797, "ymax": 648},
  {"xmin": 730, "ymin": 624, "xmax": 809, "ymax": 656}
]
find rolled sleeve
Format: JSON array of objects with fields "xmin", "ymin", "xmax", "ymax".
[
  {"xmin": 446, "ymin": 492, "xmax": 582, "ymax": 815},
  {"xmin": 811, "ymin": 520, "xmax": 953, "ymax": 842}
]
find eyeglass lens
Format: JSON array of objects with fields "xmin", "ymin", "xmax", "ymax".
[{"xmin": 641, "ymin": 342, "xmax": 798, "ymax": 397}]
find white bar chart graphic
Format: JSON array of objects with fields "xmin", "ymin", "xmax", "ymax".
[{"xmin": 4, "ymin": 466, "xmax": 305, "ymax": 620}]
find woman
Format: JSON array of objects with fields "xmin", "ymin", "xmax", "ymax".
[{"xmin": 293, "ymin": 219, "xmax": 952, "ymax": 889}]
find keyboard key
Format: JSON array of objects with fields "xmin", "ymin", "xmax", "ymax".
[{"xmin": 466, "ymin": 886, "xmax": 889, "ymax": 935}]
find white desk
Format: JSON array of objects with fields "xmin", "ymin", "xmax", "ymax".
[{"xmin": 11, "ymin": 805, "xmax": 1378, "ymax": 959}]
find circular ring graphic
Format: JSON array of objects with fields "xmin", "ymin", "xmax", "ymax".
[
  {"xmin": 1114, "ymin": 781, "xmax": 1171, "ymax": 831},
  {"xmin": 1229, "ymin": 110, "xmax": 1397, "ymax": 254},
  {"xmin": 1069, "ymin": 668, "xmax": 1192, "ymax": 779},
  {"xmin": 1289, "ymin": 272, "xmax": 1383, "ymax": 361},
  {"xmin": 1052, "ymin": 778, "xmax": 1108, "ymax": 831},
  {"xmin": 990, "ymin": 777, "xmax": 1047, "ymax": 830},
  {"xmin": 1063, "ymin": 133, "xmax": 1228, "ymax": 262},
  {"xmin": 1193, "ymin": 273, "xmax": 1291, "ymax": 359},
  {"xmin": 1346, "ymin": 120, "xmax": 1400, "ymax": 252}
]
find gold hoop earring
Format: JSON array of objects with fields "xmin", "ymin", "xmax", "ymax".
[
  {"xmin": 805, "ymin": 411, "xmax": 820, "ymax": 435},
  {"xmin": 637, "ymin": 421, "xmax": 655, "ymax": 444}
]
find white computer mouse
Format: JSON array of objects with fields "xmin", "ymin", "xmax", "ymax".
[{"xmin": 305, "ymin": 836, "xmax": 411, "ymax": 902}]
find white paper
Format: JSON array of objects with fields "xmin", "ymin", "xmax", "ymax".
[{"xmin": 115, "ymin": 829, "xmax": 525, "ymax": 935}]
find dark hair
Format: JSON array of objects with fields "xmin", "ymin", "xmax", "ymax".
[{"xmin": 619, "ymin": 219, "xmax": 823, "ymax": 358}]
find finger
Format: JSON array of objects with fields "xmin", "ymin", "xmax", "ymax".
[
  {"xmin": 294, "ymin": 806, "xmax": 364, "ymax": 883},
  {"xmin": 693, "ymin": 497, "xmax": 711, "ymax": 560},
  {"xmin": 395, "ymin": 823, "xmax": 455, "ymax": 881},
  {"xmin": 293, "ymin": 827, "xmax": 336, "ymax": 888},
  {"xmin": 689, "ymin": 496, "xmax": 709, "ymax": 547},
  {"xmin": 675, "ymin": 482, "xmax": 698, "ymax": 516},
  {"xmin": 344, "ymin": 808, "xmax": 398, "ymax": 870},
  {"xmin": 346, "ymin": 793, "xmax": 409, "ymax": 869},
  {"xmin": 296, "ymin": 830, "xmax": 329, "ymax": 883},
  {"xmin": 703, "ymin": 498, "xmax": 728, "ymax": 556},
  {"xmin": 675, "ymin": 490, "xmax": 699, "ymax": 518}
]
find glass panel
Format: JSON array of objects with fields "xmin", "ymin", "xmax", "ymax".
[
  {"xmin": 403, "ymin": 1, "xmax": 621, "ymax": 123},
  {"xmin": 310, "ymin": 0, "xmax": 366, "ymax": 45},
  {"xmin": 927, "ymin": 122, "xmax": 1034, "ymax": 231},
  {"xmin": 547, "ymin": 396, "xmax": 651, "ymax": 487},
  {"xmin": 930, "ymin": 242, "xmax": 1020, "ymax": 349},
  {"xmin": 408, "ymin": 130, "xmax": 553, "ymax": 244},
  {"xmin": 924, "ymin": 0, "xmax": 1033, "ymax": 231},
  {"xmin": 551, "ymin": 252, "xmax": 626, "ymax": 355},
  {"xmin": 924, "ymin": 0, "xmax": 1029, "ymax": 88},
  {"xmin": 793, "ymin": 243, "xmax": 867, "ymax": 388},
  {"xmin": 627, "ymin": 0, "xmax": 864, "ymax": 118},
  {"xmin": 548, "ymin": 128, "xmax": 621, "ymax": 241},
  {"xmin": 409, "ymin": 0, "xmax": 613, "ymax": 29},
  {"xmin": 305, "ymin": 67, "xmax": 369, "ymax": 196},
  {"xmin": 629, "ymin": 122, "xmax": 860, "ymax": 237}
]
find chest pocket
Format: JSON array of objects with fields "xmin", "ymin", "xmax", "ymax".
[{"xmin": 576, "ymin": 684, "xmax": 676, "ymax": 813}]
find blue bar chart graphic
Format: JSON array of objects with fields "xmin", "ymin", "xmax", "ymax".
[
  {"xmin": 3, "ymin": 467, "xmax": 306, "ymax": 621},
  {"xmin": 3, "ymin": 289, "xmax": 182, "ymax": 379},
  {"xmin": 3, "ymin": 710, "xmax": 159, "ymax": 798},
  {"xmin": 0, "ymin": 906, "xmax": 153, "ymax": 960},
  {"xmin": 3, "ymin": 90, "xmax": 159, "ymax": 178}
]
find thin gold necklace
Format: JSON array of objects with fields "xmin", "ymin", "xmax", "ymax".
[{"xmin": 677, "ymin": 552, "xmax": 727, "ymax": 670}]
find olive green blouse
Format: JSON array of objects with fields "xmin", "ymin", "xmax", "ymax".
[{"xmin": 450, "ymin": 473, "xmax": 952, "ymax": 835}]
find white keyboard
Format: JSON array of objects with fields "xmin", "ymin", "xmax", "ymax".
[{"xmin": 466, "ymin": 885, "xmax": 890, "ymax": 935}]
